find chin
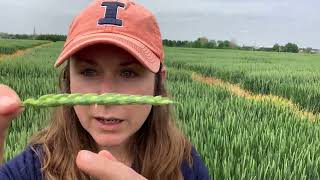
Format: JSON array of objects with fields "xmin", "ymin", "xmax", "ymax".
[{"xmin": 92, "ymin": 132, "xmax": 128, "ymax": 147}]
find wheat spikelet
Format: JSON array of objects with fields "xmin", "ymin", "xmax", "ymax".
[{"xmin": 22, "ymin": 93, "xmax": 175, "ymax": 107}]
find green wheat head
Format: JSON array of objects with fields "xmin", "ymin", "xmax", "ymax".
[{"xmin": 22, "ymin": 93, "xmax": 176, "ymax": 107}]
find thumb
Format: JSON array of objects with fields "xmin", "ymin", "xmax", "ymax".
[
  {"xmin": 76, "ymin": 150, "xmax": 120, "ymax": 179},
  {"xmin": 98, "ymin": 150, "xmax": 117, "ymax": 161}
]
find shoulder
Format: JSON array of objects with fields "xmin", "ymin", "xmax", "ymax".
[
  {"xmin": 0, "ymin": 144, "xmax": 43, "ymax": 180},
  {"xmin": 181, "ymin": 146, "xmax": 211, "ymax": 180}
]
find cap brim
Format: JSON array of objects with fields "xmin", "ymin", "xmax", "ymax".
[{"xmin": 54, "ymin": 33, "xmax": 160, "ymax": 73}]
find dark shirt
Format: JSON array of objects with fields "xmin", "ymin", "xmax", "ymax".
[{"xmin": 0, "ymin": 145, "xmax": 211, "ymax": 180}]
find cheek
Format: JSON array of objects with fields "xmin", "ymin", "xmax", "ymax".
[
  {"xmin": 70, "ymin": 74, "xmax": 93, "ymax": 93},
  {"xmin": 126, "ymin": 104, "xmax": 152, "ymax": 127},
  {"xmin": 133, "ymin": 105, "xmax": 152, "ymax": 122},
  {"xmin": 122, "ymin": 75, "xmax": 156, "ymax": 96},
  {"xmin": 73, "ymin": 105, "xmax": 90, "ymax": 127}
]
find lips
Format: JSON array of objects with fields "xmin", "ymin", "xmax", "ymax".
[
  {"xmin": 96, "ymin": 118, "xmax": 123, "ymax": 124},
  {"xmin": 94, "ymin": 116, "xmax": 125, "ymax": 128},
  {"xmin": 94, "ymin": 116, "xmax": 124, "ymax": 122}
]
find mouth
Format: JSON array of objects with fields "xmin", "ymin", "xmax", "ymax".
[{"xmin": 94, "ymin": 116, "xmax": 125, "ymax": 125}]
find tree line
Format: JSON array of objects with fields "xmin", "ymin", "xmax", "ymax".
[
  {"xmin": 0, "ymin": 33, "xmax": 67, "ymax": 42},
  {"xmin": 0, "ymin": 33, "xmax": 317, "ymax": 54},
  {"xmin": 163, "ymin": 37, "xmax": 304, "ymax": 53}
]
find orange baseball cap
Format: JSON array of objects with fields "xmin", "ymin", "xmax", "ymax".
[{"xmin": 54, "ymin": 0, "xmax": 165, "ymax": 74}]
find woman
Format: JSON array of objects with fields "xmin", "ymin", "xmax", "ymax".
[{"xmin": 0, "ymin": 0, "xmax": 210, "ymax": 179}]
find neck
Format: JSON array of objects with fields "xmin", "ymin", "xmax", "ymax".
[{"xmin": 97, "ymin": 139, "xmax": 134, "ymax": 167}]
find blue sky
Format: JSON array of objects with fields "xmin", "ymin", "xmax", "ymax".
[{"xmin": 0, "ymin": 0, "xmax": 319, "ymax": 49}]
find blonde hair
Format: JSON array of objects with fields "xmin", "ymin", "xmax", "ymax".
[{"xmin": 28, "ymin": 58, "xmax": 193, "ymax": 180}]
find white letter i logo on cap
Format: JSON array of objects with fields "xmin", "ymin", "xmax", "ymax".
[{"xmin": 98, "ymin": 1, "xmax": 125, "ymax": 26}]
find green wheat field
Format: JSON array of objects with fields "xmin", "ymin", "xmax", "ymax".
[{"xmin": 1, "ymin": 39, "xmax": 320, "ymax": 179}]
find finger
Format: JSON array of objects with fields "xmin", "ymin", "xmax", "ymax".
[
  {"xmin": 0, "ymin": 84, "xmax": 23, "ymax": 116},
  {"xmin": 98, "ymin": 150, "xmax": 117, "ymax": 161},
  {"xmin": 76, "ymin": 150, "xmax": 121, "ymax": 179},
  {"xmin": 0, "ymin": 96, "xmax": 24, "ymax": 130},
  {"xmin": 0, "ymin": 85, "xmax": 24, "ymax": 131}
]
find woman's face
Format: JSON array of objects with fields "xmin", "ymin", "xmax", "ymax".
[{"xmin": 69, "ymin": 44, "xmax": 155, "ymax": 149}]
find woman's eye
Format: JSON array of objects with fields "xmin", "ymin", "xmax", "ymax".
[
  {"xmin": 80, "ymin": 69, "xmax": 96, "ymax": 76},
  {"xmin": 121, "ymin": 69, "xmax": 137, "ymax": 78}
]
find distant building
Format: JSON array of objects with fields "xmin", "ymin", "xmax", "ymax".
[
  {"xmin": 33, "ymin": 26, "xmax": 37, "ymax": 39},
  {"xmin": 299, "ymin": 48, "xmax": 320, "ymax": 54},
  {"xmin": 311, "ymin": 49, "xmax": 320, "ymax": 54}
]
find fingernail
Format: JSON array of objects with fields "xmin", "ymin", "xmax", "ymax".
[
  {"xmin": 80, "ymin": 150, "xmax": 95, "ymax": 162},
  {"xmin": 0, "ymin": 96, "xmax": 17, "ymax": 108}
]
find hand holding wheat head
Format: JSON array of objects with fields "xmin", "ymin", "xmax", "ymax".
[{"xmin": 21, "ymin": 93, "xmax": 176, "ymax": 107}]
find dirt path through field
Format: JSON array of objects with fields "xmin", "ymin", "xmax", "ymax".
[
  {"xmin": 191, "ymin": 72, "xmax": 318, "ymax": 122},
  {"xmin": 0, "ymin": 42, "xmax": 53, "ymax": 60}
]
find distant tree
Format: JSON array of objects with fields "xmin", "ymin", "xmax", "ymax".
[
  {"xmin": 284, "ymin": 43, "xmax": 299, "ymax": 53},
  {"xmin": 163, "ymin": 39, "xmax": 168, "ymax": 46},
  {"xmin": 195, "ymin": 37, "xmax": 209, "ymax": 48},
  {"xmin": 258, "ymin": 47, "xmax": 273, "ymax": 52},
  {"xmin": 35, "ymin": 34, "xmax": 67, "ymax": 41},
  {"xmin": 167, "ymin": 40, "xmax": 174, "ymax": 47},
  {"xmin": 161, "ymin": 37, "xmax": 308, "ymax": 53},
  {"xmin": 176, "ymin": 40, "xmax": 183, "ymax": 47},
  {"xmin": 241, "ymin": 46, "xmax": 254, "ymax": 51},
  {"xmin": 207, "ymin": 40, "xmax": 217, "ymax": 48},
  {"xmin": 172, "ymin": 40, "xmax": 178, "ymax": 47},
  {"xmin": 193, "ymin": 38, "xmax": 201, "ymax": 48},
  {"xmin": 185, "ymin": 41, "xmax": 193, "ymax": 48},
  {"xmin": 217, "ymin": 40, "xmax": 231, "ymax": 49},
  {"xmin": 223, "ymin": 40, "xmax": 231, "ymax": 48},
  {"xmin": 272, "ymin": 43, "xmax": 280, "ymax": 52},
  {"xmin": 15, "ymin": 34, "xmax": 30, "ymax": 39},
  {"xmin": 217, "ymin": 40, "xmax": 224, "ymax": 49}
]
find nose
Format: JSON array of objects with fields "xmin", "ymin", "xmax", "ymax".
[
  {"xmin": 91, "ymin": 76, "xmax": 116, "ymax": 111},
  {"xmin": 97, "ymin": 75, "xmax": 117, "ymax": 94}
]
